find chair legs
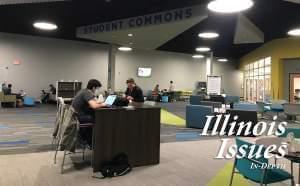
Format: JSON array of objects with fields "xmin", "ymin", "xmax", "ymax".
[
  {"xmin": 82, "ymin": 146, "xmax": 86, "ymax": 161},
  {"xmin": 229, "ymin": 159, "xmax": 237, "ymax": 186},
  {"xmin": 54, "ymin": 145, "xmax": 59, "ymax": 164},
  {"xmin": 61, "ymin": 150, "xmax": 67, "ymax": 174}
]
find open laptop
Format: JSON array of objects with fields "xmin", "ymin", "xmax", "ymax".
[{"xmin": 104, "ymin": 95, "xmax": 117, "ymax": 107}]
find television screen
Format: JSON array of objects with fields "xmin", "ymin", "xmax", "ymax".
[{"xmin": 138, "ymin": 67, "xmax": 152, "ymax": 77}]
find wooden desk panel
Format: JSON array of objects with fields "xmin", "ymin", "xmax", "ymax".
[{"xmin": 93, "ymin": 106, "xmax": 160, "ymax": 172}]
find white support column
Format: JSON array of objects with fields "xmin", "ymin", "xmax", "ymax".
[
  {"xmin": 206, "ymin": 52, "xmax": 213, "ymax": 77},
  {"xmin": 107, "ymin": 44, "xmax": 116, "ymax": 91}
]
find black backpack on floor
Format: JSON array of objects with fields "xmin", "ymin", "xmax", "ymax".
[{"xmin": 99, "ymin": 153, "xmax": 132, "ymax": 178}]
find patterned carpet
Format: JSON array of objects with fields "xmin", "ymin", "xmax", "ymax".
[
  {"xmin": 0, "ymin": 102, "xmax": 207, "ymax": 154},
  {"xmin": 0, "ymin": 104, "xmax": 57, "ymax": 155}
]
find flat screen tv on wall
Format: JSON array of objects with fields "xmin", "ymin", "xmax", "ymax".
[{"xmin": 137, "ymin": 67, "xmax": 152, "ymax": 77}]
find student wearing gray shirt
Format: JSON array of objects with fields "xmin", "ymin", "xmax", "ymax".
[
  {"xmin": 72, "ymin": 79, "xmax": 107, "ymax": 123},
  {"xmin": 71, "ymin": 79, "xmax": 107, "ymax": 146}
]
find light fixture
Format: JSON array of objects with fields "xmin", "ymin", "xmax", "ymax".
[
  {"xmin": 198, "ymin": 32, "xmax": 219, "ymax": 39},
  {"xmin": 207, "ymin": 0, "xmax": 254, "ymax": 13},
  {"xmin": 196, "ymin": 47, "xmax": 211, "ymax": 52},
  {"xmin": 218, "ymin": 58, "xmax": 228, "ymax": 62},
  {"xmin": 287, "ymin": 28, "xmax": 300, "ymax": 36},
  {"xmin": 192, "ymin": 55, "xmax": 205, "ymax": 59},
  {"xmin": 33, "ymin": 22, "xmax": 57, "ymax": 31},
  {"xmin": 128, "ymin": 33, "xmax": 133, "ymax": 37},
  {"xmin": 118, "ymin": 47, "xmax": 132, "ymax": 51}
]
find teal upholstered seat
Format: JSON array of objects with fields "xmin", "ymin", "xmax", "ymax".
[
  {"xmin": 230, "ymin": 138, "xmax": 294, "ymax": 186},
  {"xmin": 279, "ymin": 127, "xmax": 300, "ymax": 138},
  {"xmin": 278, "ymin": 128, "xmax": 300, "ymax": 164}
]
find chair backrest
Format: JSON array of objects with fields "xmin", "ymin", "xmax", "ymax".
[
  {"xmin": 58, "ymin": 106, "xmax": 80, "ymax": 151},
  {"xmin": 227, "ymin": 109, "xmax": 258, "ymax": 136},
  {"xmin": 210, "ymin": 95, "xmax": 225, "ymax": 104},
  {"xmin": 236, "ymin": 138, "xmax": 268, "ymax": 182},
  {"xmin": 189, "ymin": 95, "xmax": 204, "ymax": 105},
  {"xmin": 0, "ymin": 91, "xmax": 3, "ymax": 101},
  {"xmin": 283, "ymin": 103, "xmax": 300, "ymax": 115},
  {"xmin": 57, "ymin": 97, "xmax": 65, "ymax": 105},
  {"xmin": 271, "ymin": 100, "xmax": 287, "ymax": 105},
  {"xmin": 233, "ymin": 102, "xmax": 257, "ymax": 112},
  {"xmin": 279, "ymin": 127, "xmax": 300, "ymax": 138},
  {"xmin": 225, "ymin": 96, "xmax": 240, "ymax": 104},
  {"xmin": 256, "ymin": 101, "xmax": 266, "ymax": 112}
]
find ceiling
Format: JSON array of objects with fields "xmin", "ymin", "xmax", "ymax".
[{"xmin": 0, "ymin": 0, "xmax": 300, "ymax": 60}]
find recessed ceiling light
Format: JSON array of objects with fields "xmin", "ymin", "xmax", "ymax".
[
  {"xmin": 192, "ymin": 55, "xmax": 205, "ymax": 59},
  {"xmin": 128, "ymin": 33, "xmax": 133, "ymax": 37},
  {"xmin": 118, "ymin": 47, "xmax": 132, "ymax": 51},
  {"xmin": 33, "ymin": 22, "xmax": 57, "ymax": 31},
  {"xmin": 198, "ymin": 32, "xmax": 219, "ymax": 39},
  {"xmin": 208, "ymin": 0, "xmax": 254, "ymax": 13},
  {"xmin": 196, "ymin": 47, "xmax": 211, "ymax": 52},
  {"xmin": 218, "ymin": 58, "xmax": 228, "ymax": 62},
  {"xmin": 287, "ymin": 28, "xmax": 300, "ymax": 36}
]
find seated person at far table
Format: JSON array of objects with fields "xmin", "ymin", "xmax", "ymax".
[
  {"xmin": 41, "ymin": 84, "xmax": 56, "ymax": 103},
  {"xmin": 71, "ymin": 79, "xmax": 107, "ymax": 146},
  {"xmin": 4, "ymin": 84, "xmax": 23, "ymax": 99},
  {"xmin": 3, "ymin": 84, "xmax": 12, "ymax": 95},
  {"xmin": 152, "ymin": 84, "xmax": 162, "ymax": 102},
  {"xmin": 125, "ymin": 78, "xmax": 144, "ymax": 103}
]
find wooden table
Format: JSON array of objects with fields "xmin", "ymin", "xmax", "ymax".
[{"xmin": 92, "ymin": 105, "xmax": 161, "ymax": 172}]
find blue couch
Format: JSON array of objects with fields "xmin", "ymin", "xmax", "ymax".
[
  {"xmin": 233, "ymin": 102, "xmax": 257, "ymax": 111},
  {"xmin": 189, "ymin": 95, "xmax": 204, "ymax": 105},
  {"xmin": 186, "ymin": 105, "xmax": 213, "ymax": 129}
]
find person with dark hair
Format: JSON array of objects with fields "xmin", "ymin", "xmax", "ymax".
[
  {"xmin": 153, "ymin": 84, "xmax": 162, "ymax": 102},
  {"xmin": 49, "ymin": 84, "xmax": 56, "ymax": 95},
  {"xmin": 168, "ymin": 80, "xmax": 175, "ymax": 102},
  {"xmin": 71, "ymin": 79, "xmax": 107, "ymax": 146},
  {"xmin": 1, "ymin": 83, "xmax": 7, "ymax": 92},
  {"xmin": 3, "ymin": 84, "xmax": 12, "ymax": 95},
  {"xmin": 125, "ymin": 78, "xmax": 144, "ymax": 103},
  {"xmin": 41, "ymin": 84, "xmax": 57, "ymax": 103},
  {"xmin": 72, "ymin": 79, "xmax": 106, "ymax": 123}
]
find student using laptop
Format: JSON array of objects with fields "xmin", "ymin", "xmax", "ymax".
[
  {"xmin": 71, "ymin": 79, "xmax": 107, "ymax": 146},
  {"xmin": 72, "ymin": 79, "xmax": 107, "ymax": 124}
]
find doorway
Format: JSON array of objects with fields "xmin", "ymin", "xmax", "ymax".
[{"xmin": 289, "ymin": 73, "xmax": 300, "ymax": 103}]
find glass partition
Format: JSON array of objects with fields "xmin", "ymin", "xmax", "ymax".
[{"xmin": 244, "ymin": 57, "xmax": 271, "ymax": 102}]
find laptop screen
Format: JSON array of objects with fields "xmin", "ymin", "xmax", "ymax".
[{"xmin": 104, "ymin": 95, "xmax": 117, "ymax": 106}]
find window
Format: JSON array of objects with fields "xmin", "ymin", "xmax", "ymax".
[{"xmin": 244, "ymin": 57, "xmax": 271, "ymax": 102}]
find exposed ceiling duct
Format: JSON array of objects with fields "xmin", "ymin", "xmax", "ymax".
[{"xmin": 0, "ymin": 0, "xmax": 69, "ymax": 5}]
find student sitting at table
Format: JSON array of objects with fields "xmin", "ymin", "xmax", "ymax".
[
  {"xmin": 72, "ymin": 79, "xmax": 107, "ymax": 146},
  {"xmin": 125, "ymin": 78, "xmax": 144, "ymax": 103},
  {"xmin": 153, "ymin": 84, "xmax": 162, "ymax": 102}
]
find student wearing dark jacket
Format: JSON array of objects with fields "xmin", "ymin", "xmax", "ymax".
[{"xmin": 125, "ymin": 78, "xmax": 144, "ymax": 103}]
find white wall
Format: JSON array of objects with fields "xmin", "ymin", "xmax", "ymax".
[
  {"xmin": 213, "ymin": 61, "xmax": 243, "ymax": 96},
  {"xmin": 115, "ymin": 49, "xmax": 242, "ymax": 96},
  {"xmin": 0, "ymin": 32, "xmax": 242, "ymax": 99},
  {"xmin": 115, "ymin": 49, "xmax": 206, "ymax": 92},
  {"xmin": 0, "ymin": 32, "xmax": 108, "ymax": 99}
]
